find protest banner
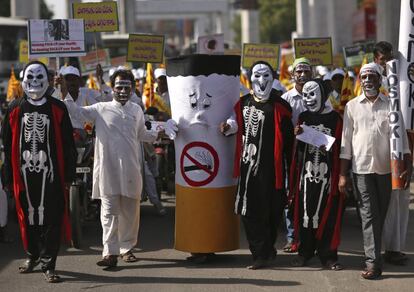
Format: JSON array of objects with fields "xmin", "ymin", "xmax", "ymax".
[
  {"xmin": 294, "ymin": 37, "xmax": 333, "ymax": 66},
  {"xmin": 387, "ymin": 59, "xmax": 405, "ymax": 190},
  {"xmin": 398, "ymin": 0, "xmax": 414, "ymax": 132},
  {"xmin": 198, "ymin": 33, "xmax": 224, "ymax": 54},
  {"xmin": 127, "ymin": 34, "xmax": 165, "ymax": 63},
  {"xmin": 28, "ymin": 19, "xmax": 86, "ymax": 57},
  {"xmin": 342, "ymin": 41, "xmax": 374, "ymax": 67},
  {"xmin": 79, "ymin": 49, "xmax": 111, "ymax": 74},
  {"xmin": 72, "ymin": 1, "xmax": 118, "ymax": 32},
  {"xmin": 242, "ymin": 43, "xmax": 280, "ymax": 70},
  {"xmin": 19, "ymin": 40, "xmax": 48, "ymax": 65}
]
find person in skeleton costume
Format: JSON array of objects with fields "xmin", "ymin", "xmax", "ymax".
[
  {"xmin": 289, "ymin": 79, "xmax": 344, "ymax": 270},
  {"xmin": 61, "ymin": 69, "xmax": 160, "ymax": 268},
  {"xmin": 222, "ymin": 61, "xmax": 294, "ymax": 269},
  {"xmin": 1, "ymin": 61, "xmax": 76, "ymax": 283}
]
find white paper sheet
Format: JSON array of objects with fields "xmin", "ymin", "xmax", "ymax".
[{"xmin": 296, "ymin": 124, "xmax": 336, "ymax": 151}]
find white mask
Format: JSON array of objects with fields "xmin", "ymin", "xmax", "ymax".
[
  {"xmin": 250, "ymin": 64, "xmax": 273, "ymax": 101},
  {"xmin": 302, "ymin": 81, "xmax": 323, "ymax": 113},
  {"xmin": 22, "ymin": 64, "xmax": 48, "ymax": 100}
]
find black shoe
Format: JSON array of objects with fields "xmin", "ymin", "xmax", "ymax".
[
  {"xmin": 43, "ymin": 270, "xmax": 61, "ymax": 283},
  {"xmin": 384, "ymin": 251, "xmax": 408, "ymax": 265},
  {"xmin": 96, "ymin": 255, "xmax": 118, "ymax": 267},
  {"xmin": 18, "ymin": 259, "xmax": 40, "ymax": 273}
]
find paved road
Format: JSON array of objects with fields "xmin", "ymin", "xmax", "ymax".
[{"xmin": 0, "ymin": 190, "xmax": 413, "ymax": 291}]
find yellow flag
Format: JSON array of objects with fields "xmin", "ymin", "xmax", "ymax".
[
  {"xmin": 339, "ymin": 71, "xmax": 355, "ymax": 114},
  {"xmin": 6, "ymin": 66, "xmax": 23, "ymax": 102},
  {"xmin": 240, "ymin": 71, "xmax": 250, "ymax": 90},
  {"xmin": 143, "ymin": 63, "xmax": 154, "ymax": 108},
  {"xmin": 279, "ymin": 54, "xmax": 294, "ymax": 91},
  {"xmin": 354, "ymin": 55, "xmax": 368, "ymax": 96},
  {"xmin": 87, "ymin": 73, "xmax": 99, "ymax": 90}
]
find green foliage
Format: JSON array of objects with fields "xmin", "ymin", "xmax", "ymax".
[
  {"xmin": 0, "ymin": 0, "xmax": 53, "ymax": 18},
  {"xmin": 258, "ymin": 0, "xmax": 296, "ymax": 43}
]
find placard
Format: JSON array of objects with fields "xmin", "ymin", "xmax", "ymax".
[
  {"xmin": 127, "ymin": 34, "xmax": 165, "ymax": 63},
  {"xmin": 79, "ymin": 49, "xmax": 111, "ymax": 74},
  {"xmin": 242, "ymin": 43, "xmax": 280, "ymax": 70},
  {"xmin": 294, "ymin": 37, "xmax": 333, "ymax": 66},
  {"xmin": 343, "ymin": 41, "xmax": 374, "ymax": 67},
  {"xmin": 28, "ymin": 19, "xmax": 86, "ymax": 57},
  {"xmin": 19, "ymin": 40, "xmax": 49, "ymax": 65},
  {"xmin": 198, "ymin": 34, "xmax": 224, "ymax": 54},
  {"xmin": 72, "ymin": 1, "xmax": 118, "ymax": 32}
]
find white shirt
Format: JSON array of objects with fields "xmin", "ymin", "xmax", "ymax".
[
  {"xmin": 340, "ymin": 93, "xmax": 410, "ymax": 174},
  {"xmin": 64, "ymin": 95, "xmax": 158, "ymax": 199},
  {"xmin": 282, "ymin": 86, "xmax": 306, "ymax": 125}
]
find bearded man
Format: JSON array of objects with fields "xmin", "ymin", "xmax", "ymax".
[
  {"xmin": 1, "ymin": 61, "xmax": 76, "ymax": 283},
  {"xmin": 60, "ymin": 69, "xmax": 160, "ymax": 268},
  {"xmin": 220, "ymin": 61, "xmax": 294, "ymax": 269},
  {"xmin": 339, "ymin": 63, "xmax": 412, "ymax": 280}
]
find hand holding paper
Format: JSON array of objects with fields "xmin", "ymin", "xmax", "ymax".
[{"xmin": 296, "ymin": 124, "xmax": 336, "ymax": 151}]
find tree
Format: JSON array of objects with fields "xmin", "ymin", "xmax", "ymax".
[{"xmin": 258, "ymin": 0, "xmax": 296, "ymax": 43}]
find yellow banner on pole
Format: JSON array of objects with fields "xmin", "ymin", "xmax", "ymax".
[
  {"xmin": 294, "ymin": 37, "xmax": 333, "ymax": 66},
  {"xmin": 242, "ymin": 43, "xmax": 280, "ymax": 70},
  {"xmin": 127, "ymin": 34, "xmax": 165, "ymax": 63},
  {"xmin": 19, "ymin": 40, "xmax": 49, "ymax": 65},
  {"xmin": 72, "ymin": 1, "xmax": 119, "ymax": 32}
]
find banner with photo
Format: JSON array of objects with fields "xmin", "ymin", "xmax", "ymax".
[
  {"xmin": 294, "ymin": 37, "xmax": 333, "ymax": 66},
  {"xmin": 28, "ymin": 19, "xmax": 86, "ymax": 57},
  {"xmin": 79, "ymin": 49, "xmax": 111, "ymax": 74},
  {"xmin": 72, "ymin": 1, "xmax": 119, "ymax": 32},
  {"xmin": 343, "ymin": 41, "xmax": 374, "ymax": 67}
]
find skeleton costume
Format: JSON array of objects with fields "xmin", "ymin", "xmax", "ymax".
[
  {"xmin": 289, "ymin": 79, "xmax": 344, "ymax": 264},
  {"xmin": 233, "ymin": 62, "xmax": 294, "ymax": 262},
  {"xmin": 1, "ymin": 61, "xmax": 76, "ymax": 272}
]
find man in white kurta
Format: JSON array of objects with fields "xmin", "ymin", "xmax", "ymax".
[{"xmin": 61, "ymin": 69, "xmax": 158, "ymax": 267}]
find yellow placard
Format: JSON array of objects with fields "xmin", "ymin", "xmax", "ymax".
[
  {"xmin": 72, "ymin": 1, "xmax": 118, "ymax": 32},
  {"xmin": 127, "ymin": 34, "xmax": 165, "ymax": 63},
  {"xmin": 19, "ymin": 40, "xmax": 49, "ymax": 65},
  {"xmin": 294, "ymin": 37, "xmax": 333, "ymax": 66},
  {"xmin": 242, "ymin": 43, "xmax": 280, "ymax": 70}
]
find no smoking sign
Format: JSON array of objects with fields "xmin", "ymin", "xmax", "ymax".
[{"xmin": 180, "ymin": 141, "xmax": 219, "ymax": 187}]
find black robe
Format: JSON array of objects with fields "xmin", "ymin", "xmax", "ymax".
[{"xmin": 1, "ymin": 95, "xmax": 76, "ymax": 250}]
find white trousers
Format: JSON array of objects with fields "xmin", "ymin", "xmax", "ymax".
[
  {"xmin": 383, "ymin": 189, "xmax": 410, "ymax": 252},
  {"xmin": 100, "ymin": 195, "xmax": 140, "ymax": 256},
  {"xmin": 0, "ymin": 180, "xmax": 7, "ymax": 227}
]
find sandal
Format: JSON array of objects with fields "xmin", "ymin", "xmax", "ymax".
[
  {"xmin": 18, "ymin": 259, "xmax": 40, "ymax": 274},
  {"xmin": 43, "ymin": 270, "xmax": 61, "ymax": 283},
  {"xmin": 120, "ymin": 251, "xmax": 138, "ymax": 263},
  {"xmin": 325, "ymin": 261, "xmax": 344, "ymax": 271},
  {"xmin": 291, "ymin": 255, "xmax": 307, "ymax": 267},
  {"xmin": 283, "ymin": 242, "xmax": 298, "ymax": 253},
  {"xmin": 361, "ymin": 268, "xmax": 382, "ymax": 280}
]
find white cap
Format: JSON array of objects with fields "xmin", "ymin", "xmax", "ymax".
[
  {"xmin": 330, "ymin": 68, "xmax": 346, "ymax": 78},
  {"xmin": 60, "ymin": 66, "xmax": 80, "ymax": 77},
  {"xmin": 348, "ymin": 71, "xmax": 356, "ymax": 79},
  {"xmin": 316, "ymin": 65, "xmax": 329, "ymax": 77},
  {"xmin": 154, "ymin": 68, "xmax": 166, "ymax": 79},
  {"xmin": 19, "ymin": 70, "xmax": 24, "ymax": 79},
  {"xmin": 323, "ymin": 72, "xmax": 331, "ymax": 81}
]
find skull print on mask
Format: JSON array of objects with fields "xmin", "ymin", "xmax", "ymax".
[
  {"xmin": 302, "ymin": 81, "xmax": 324, "ymax": 113},
  {"xmin": 22, "ymin": 63, "xmax": 49, "ymax": 100},
  {"xmin": 250, "ymin": 63, "xmax": 273, "ymax": 101}
]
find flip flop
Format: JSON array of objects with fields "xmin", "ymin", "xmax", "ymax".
[
  {"xmin": 325, "ymin": 261, "xmax": 344, "ymax": 271},
  {"xmin": 120, "ymin": 251, "xmax": 138, "ymax": 263}
]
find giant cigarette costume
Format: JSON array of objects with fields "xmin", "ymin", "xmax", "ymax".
[{"xmin": 167, "ymin": 55, "xmax": 240, "ymax": 252}]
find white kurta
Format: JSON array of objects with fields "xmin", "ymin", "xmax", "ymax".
[{"xmin": 64, "ymin": 96, "xmax": 157, "ymax": 199}]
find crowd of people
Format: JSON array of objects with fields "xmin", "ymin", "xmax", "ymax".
[{"xmin": 0, "ymin": 40, "xmax": 412, "ymax": 283}]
